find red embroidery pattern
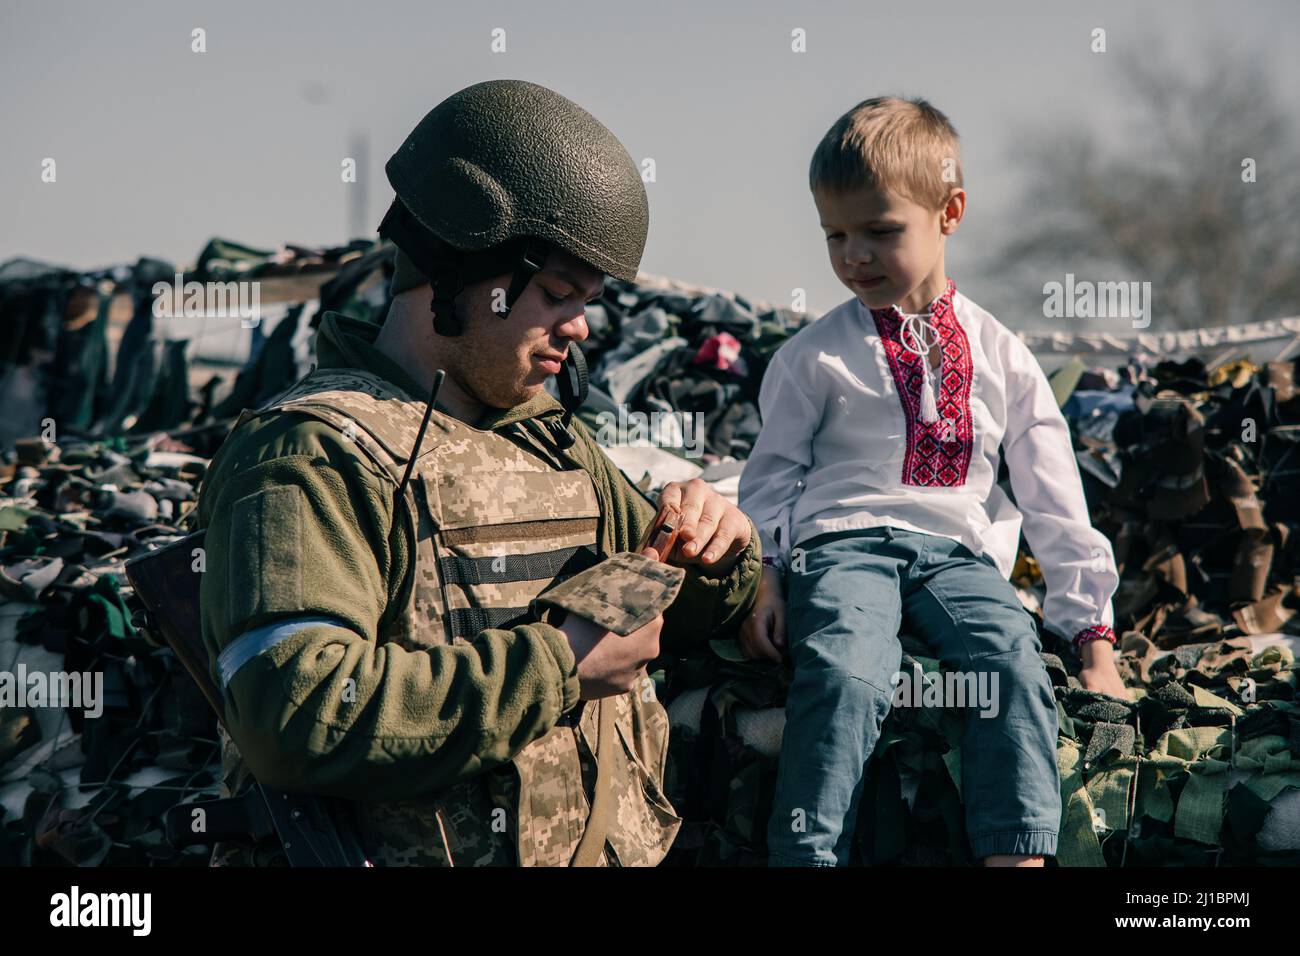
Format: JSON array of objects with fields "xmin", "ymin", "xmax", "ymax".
[
  {"xmin": 1072, "ymin": 625, "xmax": 1116, "ymax": 647},
  {"xmin": 870, "ymin": 279, "xmax": 974, "ymax": 487}
]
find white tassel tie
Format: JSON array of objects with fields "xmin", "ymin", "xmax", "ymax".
[{"xmin": 900, "ymin": 312, "xmax": 942, "ymax": 424}]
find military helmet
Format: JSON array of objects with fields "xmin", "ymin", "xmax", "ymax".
[{"xmin": 380, "ymin": 79, "xmax": 648, "ymax": 334}]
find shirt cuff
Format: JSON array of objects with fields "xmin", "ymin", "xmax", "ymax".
[{"xmin": 1072, "ymin": 625, "xmax": 1117, "ymax": 649}]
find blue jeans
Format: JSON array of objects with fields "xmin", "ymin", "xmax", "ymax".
[{"xmin": 767, "ymin": 527, "xmax": 1061, "ymax": 865}]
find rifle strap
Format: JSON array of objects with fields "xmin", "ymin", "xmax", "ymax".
[{"xmin": 570, "ymin": 699, "xmax": 617, "ymax": 867}]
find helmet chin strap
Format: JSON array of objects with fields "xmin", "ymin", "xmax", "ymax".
[
  {"xmin": 501, "ymin": 239, "xmax": 550, "ymax": 317},
  {"xmin": 547, "ymin": 345, "xmax": 588, "ymax": 450},
  {"xmin": 428, "ymin": 266, "xmax": 465, "ymax": 337}
]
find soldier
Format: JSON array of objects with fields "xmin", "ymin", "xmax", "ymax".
[{"xmin": 194, "ymin": 79, "xmax": 762, "ymax": 866}]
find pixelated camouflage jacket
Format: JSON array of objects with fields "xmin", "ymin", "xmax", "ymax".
[{"xmin": 194, "ymin": 310, "xmax": 762, "ymax": 865}]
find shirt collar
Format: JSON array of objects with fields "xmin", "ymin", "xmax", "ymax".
[{"xmin": 868, "ymin": 277, "xmax": 958, "ymax": 323}]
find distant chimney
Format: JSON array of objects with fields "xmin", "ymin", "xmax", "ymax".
[{"xmin": 347, "ymin": 130, "xmax": 370, "ymax": 242}]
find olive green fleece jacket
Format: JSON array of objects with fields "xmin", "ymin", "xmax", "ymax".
[{"xmin": 195, "ymin": 310, "xmax": 762, "ymax": 803}]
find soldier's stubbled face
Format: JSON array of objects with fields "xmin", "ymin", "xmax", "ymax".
[{"xmin": 449, "ymin": 249, "xmax": 605, "ymax": 409}]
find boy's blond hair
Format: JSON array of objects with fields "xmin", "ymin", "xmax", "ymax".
[{"xmin": 810, "ymin": 96, "xmax": 962, "ymax": 212}]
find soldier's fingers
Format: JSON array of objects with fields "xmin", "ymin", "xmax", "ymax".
[
  {"xmin": 703, "ymin": 510, "xmax": 751, "ymax": 563},
  {"xmin": 730, "ymin": 509, "xmax": 753, "ymax": 549},
  {"xmin": 656, "ymin": 481, "xmax": 684, "ymax": 511},
  {"xmin": 697, "ymin": 519, "xmax": 739, "ymax": 566},
  {"xmin": 679, "ymin": 495, "xmax": 727, "ymax": 558},
  {"xmin": 771, "ymin": 603, "xmax": 787, "ymax": 651},
  {"xmin": 674, "ymin": 480, "xmax": 709, "ymax": 548}
]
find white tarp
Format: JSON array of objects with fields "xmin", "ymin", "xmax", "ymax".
[{"xmin": 1016, "ymin": 315, "xmax": 1300, "ymax": 366}]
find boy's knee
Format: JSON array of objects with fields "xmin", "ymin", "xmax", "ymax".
[
  {"xmin": 821, "ymin": 660, "xmax": 894, "ymax": 693},
  {"xmin": 795, "ymin": 660, "xmax": 896, "ymax": 710},
  {"xmin": 977, "ymin": 639, "xmax": 1044, "ymax": 671},
  {"xmin": 966, "ymin": 645, "xmax": 1055, "ymax": 714},
  {"xmin": 972, "ymin": 650, "xmax": 1046, "ymax": 700},
  {"xmin": 964, "ymin": 619, "xmax": 1043, "ymax": 667}
]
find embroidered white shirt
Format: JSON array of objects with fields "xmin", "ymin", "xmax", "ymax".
[{"xmin": 738, "ymin": 289, "xmax": 1118, "ymax": 645}]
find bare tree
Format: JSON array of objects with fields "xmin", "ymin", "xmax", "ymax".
[{"xmin": 989, "ymin": 26, "xmax": 1300, "ymax": 331}]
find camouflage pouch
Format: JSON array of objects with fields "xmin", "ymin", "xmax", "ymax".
[
  {"xmin": 530, "ymin": 551, "xmax": 685, "ymax": 635},
  {"xmin": 606, "ymin": 690, "xmax": 682, "ymax": 865}
]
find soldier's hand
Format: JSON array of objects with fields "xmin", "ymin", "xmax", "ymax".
[
  {"xmin": 656, "ymin": 478, "xmax": 751, "ymax": 575},
  {"xmin": 560, "ymin": 610, "xmax": 664, "ymax": 700},
  {"xmin": 739, "ymin": 566, "xmax": 785, "ymax": 664}
]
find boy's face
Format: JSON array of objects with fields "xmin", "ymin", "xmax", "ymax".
[{"xmin": 814, "ymin": 184, "xmax": 963, "ymax": 314}]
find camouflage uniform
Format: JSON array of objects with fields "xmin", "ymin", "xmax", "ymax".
[{"xmin": 197, "ymin": 310, "xmax": 761, "ymax": 866}]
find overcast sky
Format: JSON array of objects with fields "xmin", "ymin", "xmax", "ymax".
[{"xmin": 3, "ymin": 0, "xmax": 1297, "ymax": 323}]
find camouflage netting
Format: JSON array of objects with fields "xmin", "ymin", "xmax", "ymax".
[
  {"xmin": 2, "ymin": 242, "xmax": 1299, "ymax": 865},
  {"xmin": 659, "ymin": 635, "xmax": 1299, "ymax": 867}
]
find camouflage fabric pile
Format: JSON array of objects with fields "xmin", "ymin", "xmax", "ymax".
[
  {"xmin": 4, "ymin": 237, "xmax": 1300, "ymax": 865},
  {"xmin": 658, "ymin": 633, "xmax": 1298, "ymax": 866},
  {"xmin": 573, "ymin": 275, "xmax": 812, "ymax": 462},
  {"xmin": 1066, "ymin": 356, "xmax": 1300, "ymax": 644},
  {"xmin": 0, "ymin": 432, "xmax": 224, "ymax": 865},
  {"xmin": 0, "ymin": 239, "xmax": 407, "ymax": 865},
  {"xmin": 0, "ymin": 241, "xmax": 390, "ymax": 448}
]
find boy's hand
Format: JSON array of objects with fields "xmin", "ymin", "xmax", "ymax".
[
  {"xmin": 739, "ymin": 566, "xmax": 786, "ymax": 664},
  {"xmin": 1078, "ymin": 641, "xmax": 1131, "ymax": 700}
]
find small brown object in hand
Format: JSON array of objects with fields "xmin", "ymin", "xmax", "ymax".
[{"xmin": 637, "ymin": 502, "xmax": 684, "ymax": 563}]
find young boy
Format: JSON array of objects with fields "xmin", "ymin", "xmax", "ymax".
[{"xmin": 737, "ymin": 96, "xmax": 1129, "ymax": 867}]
